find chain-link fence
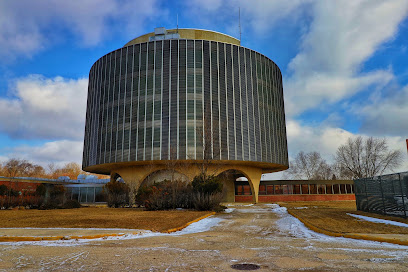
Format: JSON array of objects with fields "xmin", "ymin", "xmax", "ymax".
[{"xmin": 354, "ymin": 172, "xmax": 408, "ymax": 218}]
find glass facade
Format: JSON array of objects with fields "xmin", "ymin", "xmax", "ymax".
[
  {"xmin": 65, "ymin": 185, "xmax": 107, "ymax": 203},
  {"xmin": 83, "ymin": 39, "xmax": 288, "ymax": 169}
]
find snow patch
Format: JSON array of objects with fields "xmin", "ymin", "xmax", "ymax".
[
  {"xmin": 224, "ymin": 208, "xmax": 235, "ymax": 213},
  {"xmin": 0, "ymin": 216, "xmax": 223, "ymax": 247},
  {"xmin": 270, "ymin": 204, "xmax": 408, "ymax": 249},
  {"xmin": 347, "ymin": 213, "xmax": 408, "ymax": 228}
]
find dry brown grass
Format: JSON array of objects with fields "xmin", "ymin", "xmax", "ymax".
[
  {"xmin": 278, "ymin": 201, "xmax": 408, "ymax": 235},
  {"xmin": 0, "ymin": 207, "xmax": 210, "ymax": 232}
]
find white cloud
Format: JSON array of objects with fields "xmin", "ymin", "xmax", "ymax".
[
  {"xmin": 186, "ymin": 1, "xmax": 408, "ymax": 118},
  {"xmin": 288, "ymin": 120, "xmax": 408, "ymax": 171},
  {"xmin": 357, "ymin": 85, "xmax": 408, "ymax": 136},
  {"xmin": 284, "ymin": 70, "xmax": 394, "ymax": 115},
  {"xmin": 0, "ymin": 0, "xmax": 162, "ymax": 59},
  {"xmin": 0, "ymin": 75, "xmax": 88, "ymax": 140},
  {"xmin": 185, "ymin": 0, "xmax": 308, "ymax": 36},
  {"xmin": 3, "ymin": 140, "xmax": 83, "ymax": 168},
  {"xmin": 286, "ymin": 119, "xmax": 353, "ymax": 161},
  {"xmin": 285, "ymin": 0, "xmax": 408, "ymax": 116},
  {"xmin": 266, "ymin": 119, "xmax": 408, "ymax": 179}
]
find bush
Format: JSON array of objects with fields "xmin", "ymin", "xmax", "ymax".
[
  {"xmin": 192, "ymin": 192, "xmax": 224, "ymax": 211},
  {"xmin": 104, "ymin": 180, "xmax": 130, "ymax": 207},
  {"xmin": 142, "ymin": 180, "xmax": 193, "ymax": 211},
  {"xmin": 138, "ymin": 175, "xmax": 224, "ymax": 211},
  {"xmin": 191, "ymin": 174, "xmax": 224, "ymax": 211},
  {"xmin": 192, "ymin": 174, "xmax": 223, "ymax": 194},
  {"xmin": 35, "ymin": 184, "xmax": 47, "ymax": 197},
  {"xmin": 62, "ymin": 199, "xmax": 81, "ymax": 209},
  {"xmin": 0, "ymin": 185, "xmax": 7, "ymax": 196}
]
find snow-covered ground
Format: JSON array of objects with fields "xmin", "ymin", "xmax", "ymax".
[
  {"xmin": 269, "ymin": 204, "xmax": 408, "ymax": 250},
  {"xmin": 0, "ymin": 216, "xmax": 223, "ymax": 247},
  {"xmin": 347, "ymin": 213, "xmax": 408, "ymax": 228}
]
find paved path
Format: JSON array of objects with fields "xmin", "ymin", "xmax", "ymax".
[{"xmin": 1, "ymin": 204, "xmax": 407, "ymax": 271}]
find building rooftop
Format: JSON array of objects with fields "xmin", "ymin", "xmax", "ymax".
[{"xmin": 124, "ymin": 28, "xmax": 240, "ymax": 47}]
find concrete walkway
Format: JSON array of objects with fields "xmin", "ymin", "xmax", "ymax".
[{"xmin": 1, "ymin": 204, "xmax": 408, "ymax": 271}]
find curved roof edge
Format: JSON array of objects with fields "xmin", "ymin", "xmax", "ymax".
[{"xmin": 124, "ymin": 28, "xmax": 240, "ymax": 47}]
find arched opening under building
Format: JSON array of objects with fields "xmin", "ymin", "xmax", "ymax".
[
  {"xmin": 217, "ymin": 170, "xmax": 253, "ymax": 202},
  {"xmin": 139, "ymin": 169, "xmax": 190, "ymax": 188},
  {"xmin": 111, "ymin": 173, "xmax": 125, "ymax": 183}
]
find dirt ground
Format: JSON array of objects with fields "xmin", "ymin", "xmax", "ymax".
[
  {"xmin": 0, "ymin": 204, "xmax": 407, "ymax": 271},
  {"xmin": 279, "ymin": 201, "xmax": 408, "ymax": 235},
  {"xmin": 0, "ymin": 207, "xmax": 209, "ymax": 232}
]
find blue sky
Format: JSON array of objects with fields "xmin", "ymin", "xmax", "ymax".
[{"xmin": 0, "ymin": 0, "xmax": 407, "ymax": 175}]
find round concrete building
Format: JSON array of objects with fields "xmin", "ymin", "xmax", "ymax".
[{"xmin": 82, "ymin": 28, "xmax": 288, "ymax": 203}]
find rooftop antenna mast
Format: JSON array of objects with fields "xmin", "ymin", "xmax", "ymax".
[
  {"xmin": 177, "ymin": 14, "xmax": 179, "ymax": 33},
  {"xmin": 239, "ymin": 7, "xmax": 241, "ymax": 42}
]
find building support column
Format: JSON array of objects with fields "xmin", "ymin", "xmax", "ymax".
[{"xmin": 247, "ymin": 171, "xmax": 262, "ymax": 203}]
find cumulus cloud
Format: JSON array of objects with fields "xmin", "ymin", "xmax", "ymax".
[
  {"xmin": 0, "ymin": 0, "xmax": 162, "ymax": 59},
  {"xmin": 0, "ymin": 75, "xmax": 88, "ymax": 140},
  {"xmin": 3, "ymin": 140, "xmax": 83, "ymax": 167},
  {"xmin": 285, "ymin": 0, "xmax": 408, "ymax": 116},
  {"xmin": 357, "ymin": 84, "xmax": 408, "ymax": 136},
  {"xmin": 186, "ymin": 1, "xmax": 408, "ymax": 118},
  {"xmin": 286, "ymin": 119, "xmax": 353, "ymax": 161},
  {"xmin": 265, "ymin": 119, "xmax": 408, "ymax": 179},
  {"xmin": 185, "ymin": 0, "xmax": 308, "ymax": 35}
]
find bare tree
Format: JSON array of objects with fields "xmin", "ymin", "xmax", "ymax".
[
  {"xmin": 2, "ymin": 158, "xmax": 46, "ymax": 178},
  {"xmin": 335, "ymin": 136, "xmax": 402, "ymax": 179},
  {"xmin": 285, "ymin": 151, "xmax": 333, "ymax": 180}
]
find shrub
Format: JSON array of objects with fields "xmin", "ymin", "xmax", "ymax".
[
  {"xmin": 49, "ymin": 185, "xmax": 66, "ymax": 207},
  {"xmin": 142, "ymin": 180, "xmax": 193, "ymax": 211},
  {"xmin": 104, "ymin": 180, "xmax": 130, "ymax": 207},
  {"xmin": 139, "ymin": 175, "xmax": 224, "ymax": 211},
  {"xmin": 135, "ymin": 185, "xmax": 153, "ymax": 207},
  {"xmin": 35, "ymin": 184, "xmax": 47, "ymax": 197},
  {"xmin": 0, "ymin": 185, "xmax": 7, "ymax": 196},
  {"xmin": 192, "ymin": 174, "xmax": 224, "ymax": 211},
  {"xmin": 192, "ymin": 192, "xmax": 224, "ymax": 211},
  {"xmin": 192, "ymin": 174, "xmax": 223, "ymax": 194},
  {"xmin": 62, "ymin": 199, "xmax": 81, "ymax": 209}
]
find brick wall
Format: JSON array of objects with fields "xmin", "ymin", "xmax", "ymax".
[{"xmin": 258, "ymin": 194, "xmax": 355, "ymax": 202}]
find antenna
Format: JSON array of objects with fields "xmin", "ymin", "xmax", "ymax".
[
  {"xmin": 177, "ymin": 14, "xmax": 179, "ymax": 33},
  {"xmin": 239, "ymin": 7, "xmax": 241, "ymax": 42}
]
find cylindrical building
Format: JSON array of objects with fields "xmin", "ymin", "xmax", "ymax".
[{"xmin": 83, "ymin": 28, "xmax": 288, "ymax": 202}]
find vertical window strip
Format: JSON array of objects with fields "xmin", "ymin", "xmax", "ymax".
[
  {"xmin": 224, "ymin": 43, "xmax": 230, "ymax": 160},
  {"xmin": 249, "ymin": 50, "xmax": 257, "ymax": 162},
  {"xmin": 128, "ymin": 45, "xmax": 135, "ymax": 161},
  {"xmin": 160, "ymin": 41, "xmax": 164, "ymax": 160},
  {"xmin": 244, "ymin": 49, "xmax": 251, "ymax": 161},
  {"xmin": 93, "ymin": 58, "xmax": 102, "ymax": 165}
]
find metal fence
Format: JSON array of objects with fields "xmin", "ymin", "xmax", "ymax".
[{"xmin": 354, "ymin": 172, "xmax": 408, "ymax": 218}]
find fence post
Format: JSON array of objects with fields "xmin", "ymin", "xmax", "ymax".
[
  {"xmin": 398, "ymin": 173, "xmax": 407, "ymax": 218},
  {"xmin": 379, "ymin": 176, "xmax": 386, "ymax": 215}
]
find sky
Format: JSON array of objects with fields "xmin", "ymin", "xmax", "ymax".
[{"xmin": 0, "ymin": 0, "xmax": 407, "ymax": 177}]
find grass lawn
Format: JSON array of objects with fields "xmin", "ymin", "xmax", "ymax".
[
  {"xmin": 279, "ymin": 201, "xmax": 408, "ymax": 235},
  {"xmin": 0, "ymin": 207, "xmax": 211, "ymax": 232}
]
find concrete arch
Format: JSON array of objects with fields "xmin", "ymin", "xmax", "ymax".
[
  {"xmin": 140, "ymin": 169, "xmax": 189, "ymax": 188},
  {"xmin": 214, "ymin": 166, "xmax": 262, "ymax": 203},
  {"xmin": 110, "ymin": 162, "xmax": 262, "ymax": 204},
  {"xmin": 217, "ymin": 169, "xmax": 248, "ymax": 202}
]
